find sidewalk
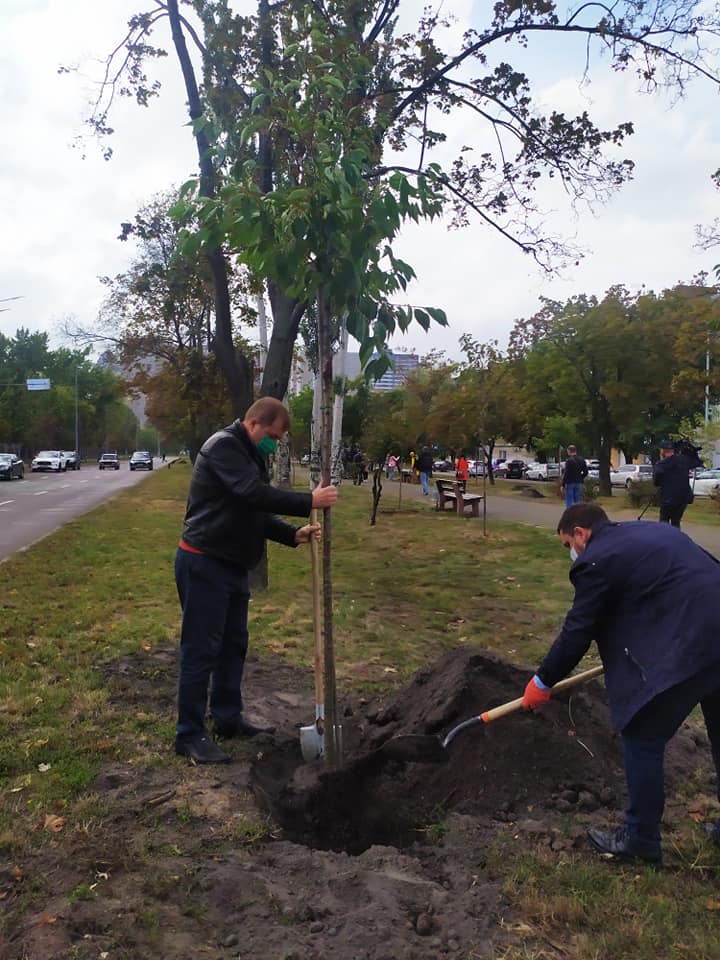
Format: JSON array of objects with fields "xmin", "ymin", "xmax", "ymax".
[{"xmin": 388, "ymin": 476, "xmax": 720, "ymax": 558}]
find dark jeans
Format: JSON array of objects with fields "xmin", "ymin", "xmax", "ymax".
[
  {"xmin": 659, "ymin": 502, "xmax": 687, "ymax": 528},
  {"xmin": 174, "ymin": 548, "xmax": 250, "ymax": 738},
  {"xmin": 621, "ymin": 665, "xmax": 720, "ymax": 843}
]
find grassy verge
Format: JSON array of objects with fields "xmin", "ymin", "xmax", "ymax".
[{"xmin": 1, "ymin": 466, "xmax": 719, "ymax": 958}]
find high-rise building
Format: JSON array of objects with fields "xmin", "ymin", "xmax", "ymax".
[{"xmin": 372, "ymin": 349, "xmax": 419, "ymax": 391}]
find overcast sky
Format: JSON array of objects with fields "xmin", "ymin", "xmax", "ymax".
[{"xmin": 1, "ymin": 0, "xmax": 718, "ymax": 363}]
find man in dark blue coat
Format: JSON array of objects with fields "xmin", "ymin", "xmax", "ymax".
[
  {"xmin": 522, "ymin": 503, "xmax": 720, "ymax": 865},
  {"xmin": 653, "ymin": 438, "xmax": 703, "ymax": 529}
]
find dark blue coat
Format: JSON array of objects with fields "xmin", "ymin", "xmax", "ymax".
[
  {"xmin": 653, "ymin": 452, "xmax": 703, "ymax": 506},
  {"xmin": 537, "ymin": 520, "xmax": 720, "ymax": 731}
]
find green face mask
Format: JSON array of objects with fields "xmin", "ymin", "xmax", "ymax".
[{"xmin": 256, "ymin": 436, "xmax": 277, "ymax": 457}]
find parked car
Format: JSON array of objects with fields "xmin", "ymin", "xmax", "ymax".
[
  {"xmin": 31, "ymin": 450, "xmax": 66, "ymax": 472},
  {"xmin": 99, "ymin": 453, "xmax": 120, "ymax": 471},
  {"xmin": 691, "ymin": 469, "xmax": 720, "ymax": 498},
  {"xmin": 433, "ymin": 459, "xmax": 453, "ymax": 472},
  {"xmin": 611, "ymin": 463, "xmax": 654, "ymax": 488},
  {"xmin": 505, "ymin": 459, "xmax": 528, "ymax": 480},
  {"xmin": 62, "ymin": 450, "xmax": 80, "ymax": 470},
  {"xmin": 493, "ymin": 460, "xmax": 508, "ymax": 477},
  {"xmin": 525, "ymin": 462, "xmax": 560, "ymax": 481},
  {"xmin": 467, "ymin": 459, "xmax": 486, "ymax": 477},
  {"xmin": 0, "ymin": 453, "xmax": 24, "ymax": 480},
  {"xmin": 129, "ymin": 450, "xmax": 154, "ymax": 471},
  {"xmin": 586, "ymin": 459, "xmax": 600, "ymax": 478}
]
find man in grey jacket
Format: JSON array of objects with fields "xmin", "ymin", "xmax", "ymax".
[{"xmin": 174, "ymin": 396, "xmax": 338, "ymax": 764}]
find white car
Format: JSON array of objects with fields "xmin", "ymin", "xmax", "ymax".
[
  {"xmin": 691, "ymin": 469, "xmax": 720, "ymax": 498},
  {"xmin": 525, "ymin": 462, "xmax": 560, "ymax": 481},
  {"xmin": 31, "ymin": 450, "xmax": 67, "ymax": 472},
  {"xmin": 610, "ymin": 463, "xmax": 654, "ymax": 488}
]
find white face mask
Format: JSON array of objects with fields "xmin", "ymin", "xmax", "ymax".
[{"xmin": 570, "ymin": 547, "xmax": 578, "ymax": 563}]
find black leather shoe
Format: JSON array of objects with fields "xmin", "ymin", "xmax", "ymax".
[
  {"xmin": 175, "ymin": 734, "xmax": 231, "ymax": 764},
  {"xmin": 214, "ymin": 716, "xmax": 276, "ymax": 739},
  {"xmin": 588, "ymin": 825, "xmax": 662, "ymax": 866}
]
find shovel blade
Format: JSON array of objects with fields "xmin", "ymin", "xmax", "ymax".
[
  {"xmin": 300, "ymin": 724, "xmax": 324, "ymax": 763},
  {"xmin": 380, "ymin": 734, "xmax": 448, "ymax": 764}
]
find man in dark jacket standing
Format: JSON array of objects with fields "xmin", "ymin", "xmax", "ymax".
[
  {"xmin": 416, "ymin": 449, "xmax": 434, "ymax": 496},
  {"xmin": 653, "ymin": 438, "xmax": 703, "ymax": 529},
  {"xmin": 560, "ymin": 444, "xmax": 588, "ymax": 508},
  {"xmin": 174, "ymin": 397, "xmax": 339, "ymax": 764},
  {"xmin": 522, "ymin": 503, "xmax": 720, "ymax": 865}
]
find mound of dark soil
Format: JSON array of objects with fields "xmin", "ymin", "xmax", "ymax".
[{"xmin": 251, "ymin": 648, "xmax": 706, "ymax": 853}]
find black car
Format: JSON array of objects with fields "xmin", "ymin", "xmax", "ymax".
[
  {"xmin": 505, "ymin": 459, "xmax": 528, "ymax": 479},
  {"xmin": 63, "ymin": 450, "xmax": 81, "ymax": 470},
  {"xmin": 129, "ymin": 451, "xmax": 154, "ymax": 471},
  {"xmin": 0, "ymin": 453, "xmax": 24, "ymax": 480},
  {"xmin": 99, "ymin": 453, "xmax": 120, "ymax": 470}
]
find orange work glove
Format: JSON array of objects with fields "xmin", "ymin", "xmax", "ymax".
[{"xmin": 522, "ymin": 675, "xmax": 552, "ymax": 711}]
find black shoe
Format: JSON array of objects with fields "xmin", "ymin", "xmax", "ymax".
[
  {"xmin": 214, "ymin": 715, "xmax": 276, "ymax": 739},
  {"xmin": 588, "ymin": 825, "xmax": 662, "ymax": 866},
  {"xmin": 175, "ymin": 734, "xmax": 231, "ymax": 764}
]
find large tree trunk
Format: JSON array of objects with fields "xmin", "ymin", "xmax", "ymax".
[
  {"xmin": 262, "ymin": 282, "xmax": 306, "ymax": 399},
  {"xmin": 166, "ymin": 0, "xmax": 252, "ymax": 418}
]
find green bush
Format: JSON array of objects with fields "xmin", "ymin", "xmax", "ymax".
[
  {"xmin": 582, "ymin": 476, "xmax": 600, "ymax": 501},
  {"xmin": 626, "ymin": 478, "xmax": 656, "ymax": 509}
]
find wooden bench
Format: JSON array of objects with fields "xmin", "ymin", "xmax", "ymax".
[{"xmin": 435, "ymin": 479, "xmax": 484, "ymax": 517}]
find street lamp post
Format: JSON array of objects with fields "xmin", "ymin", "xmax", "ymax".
[{"xmin": 74, "ymin": 368, "xmax": 79, "ymax": 455}]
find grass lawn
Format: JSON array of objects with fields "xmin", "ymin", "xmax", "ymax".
[{"xmin": 1, "ymin": 465, "xmax": 719, "ymax": 958}]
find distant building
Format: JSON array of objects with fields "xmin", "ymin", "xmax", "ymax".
[{"xmin": 372, "ymin": 349, "xmax": 419, "ymax": 391}]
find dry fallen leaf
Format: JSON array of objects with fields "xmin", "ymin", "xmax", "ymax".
[
  {"xmin": 11, "ymin": 865, "xmax": 22, "ymax": 881},
  {"xmin": 705, "ymin": 899, "xmax": 720, "ymax": 911},
  {"xmin": 43, "ymin": 814, "xmax": 65, "ymax": 834},
  {"xmin": 39, "ymin": 914, "xmax": 57, "ymax": 925},
  {"xmin": 37, "ymin": 763, "xmax": 51, "ymax": 773}
]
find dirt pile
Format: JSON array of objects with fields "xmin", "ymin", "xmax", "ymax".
[{"xmin": 251, "ymin": 648, "xmax": 706, "ymax": 853}]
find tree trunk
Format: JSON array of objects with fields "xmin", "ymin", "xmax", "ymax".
[
  {"xmin": 166, "ymin": 0, "xmax": 253, "ymax": 417},
  {"xmin": 275, "ymin": 432, "xmax": 292, "ymax": 489},
  {"xmin": 310, "ymin": 368, "xmax": 322, "ymax": 488},
  {"xmin": 262, "ymin": 282, "xmax": 305, "ymax": 399},
  {"xmin": 331, "ymin": 319, "xmax": 348, "ymax": 484},
  {"xmin": 317, "ymin": 288, "xmax": 340, "ymax": 768}
]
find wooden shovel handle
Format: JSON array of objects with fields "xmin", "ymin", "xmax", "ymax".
[
  {"xmin": 481, "ymin": 665, "xmax": 604, "ymax": 724},
  {"xmin": 310, "ymin": 508, "xmax": 324, "ymax": 705}
]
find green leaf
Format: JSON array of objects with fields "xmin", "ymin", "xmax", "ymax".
[
  {"xmin": 414, "ymin": 308, "xmax": 431, "ymax": 331},
  {"xmin": 425, "ymin": 307, "xmax": 449, "ymax": 326}
]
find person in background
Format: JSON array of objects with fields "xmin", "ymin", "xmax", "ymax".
[
  {"xmin": 522, "ymin": 503, "xmax": 720, "ymax": 866},
  {"xmin": 653, "ymin": 438, "xmax": 703, "ymax": 529},
  {"xmin": 387, "ymin": 452, "xmax": 399, "ymax": 480},
  {"xmin": 455, "ymin": 452, "xmax": 469, "ymax": 483},
  {"xmin": 561, "ymin": 444, "xmax": 588, "ymax": 508},
  {"xmin": 174, "ymin": 396, "xmax": 339, "ymax": 764},
  {"xmin": 416, "ymin": 448, "xmax": 434, "ymax": 496}
]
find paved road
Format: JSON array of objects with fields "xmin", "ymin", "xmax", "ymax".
[
  {"xmin": 0, "ymin": 462, "xmax": 163, "ymax": 561},
  {"xmin": 394, "ymin": 475, "xmax": 720, "ymax": 558}
]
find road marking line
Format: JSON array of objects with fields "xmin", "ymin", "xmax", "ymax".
[
  {"xmin": 34, "ymin": 490, "xmax": 49, "ymax": 496},
  {"xmin": 0, "ymin": 500, "xmax": 14, "ymax": 506},
  {"xmin": 61, "ymin": 484, "xmax": 70, "ymax": 488}
]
